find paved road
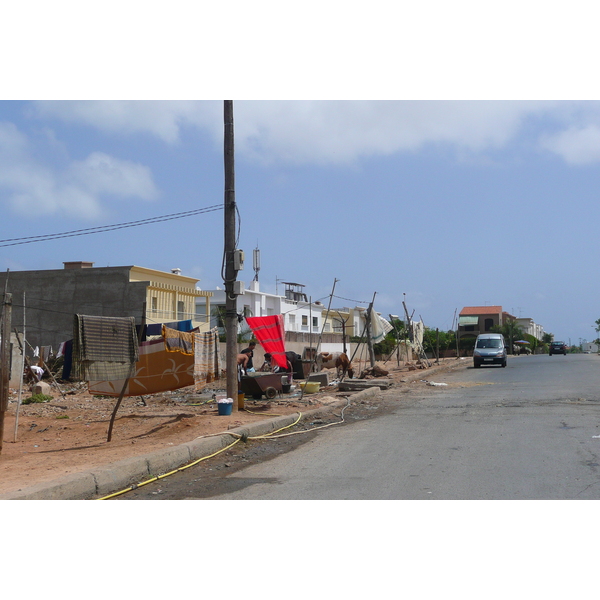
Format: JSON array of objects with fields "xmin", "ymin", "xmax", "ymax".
[{"xmin": 121, "ymin": 353, "xmax": 600, "ymax": 499}]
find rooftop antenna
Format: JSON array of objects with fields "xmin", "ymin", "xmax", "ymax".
[{"xmin": 253, "ymin": 246, "xmax": 260, "ymax": 282}]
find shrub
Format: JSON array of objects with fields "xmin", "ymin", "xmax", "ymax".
[{"xmin": 22, "ymin": 394, "xmax": 53, "ymax": 405}]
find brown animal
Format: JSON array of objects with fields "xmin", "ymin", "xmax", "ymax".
[{"xmin": 317, "ymin": 351, "xmax": 354, "ymax": 379}]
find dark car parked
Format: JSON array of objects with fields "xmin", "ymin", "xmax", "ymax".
[{"xmin": 549, "ymin": 341, "xmax": 567, "ymax": 355}]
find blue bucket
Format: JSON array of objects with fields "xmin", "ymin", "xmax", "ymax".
[{"xmin": 217, "ymin": 402, "xmax": 233, "ymax": 416}]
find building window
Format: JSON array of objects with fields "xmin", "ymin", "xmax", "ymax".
[
  {"xmin": 484, "ymin": 318, "xmax": 493, "ymax": 331},
  {"xmin": 301, "ymin": 315, "xmax": 308, "ymax": 331},
  {"xmin": 177, "ymin": 300, "xmax": 185, "ymax": 320},
  {"xmin": 312, "ymin": 316, "xmax": 319, "ymax": 332},
  {"xmin": 151, "ymin": 296, "xmax": 158, "ymax": 312},
  {"xmin": 289, "ymin": 314, "xmax": 296, "ymax": 331}
]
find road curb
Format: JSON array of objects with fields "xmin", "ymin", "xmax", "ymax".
[
  {"xmin": 0, "ymin": 388, "xmax": 379, "ymax": 500},
  {"xmin": 0, "ymin": 365, "xmax": 457, "ymax": 500}
]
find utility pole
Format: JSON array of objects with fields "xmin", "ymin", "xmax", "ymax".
[
  {"xmin": 14, "ymin": 291, "xmax": 26, "ymax": 441},
  {"xmin": 0, "ymin": 291, "xmax": 12, "ymax": 454},
  {"xmin": 335, "ymin": 311, "xmax": 349, "ymax": 354},
  {"xmin": 453, "ymin": 308, "xmax": 460, "ymax": 358},
  {"xmin": 224, "ymin": 101, "xmax": 241, "ymax": 410},
  {"xmin": 365, "ymin": 292, "xmax": 377, "ymax": 368},
  {"xmin": 314, "ymin": 278, "xmax": 338, "ymax": 356}
]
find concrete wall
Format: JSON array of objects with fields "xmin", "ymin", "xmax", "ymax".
[
  {"xmin": 0, "ymin": 267, "xmax": 148, "ymax": 350},
  {"xmin": 4, "ymin": 332, "xmax": 23, "ymax": 388}
]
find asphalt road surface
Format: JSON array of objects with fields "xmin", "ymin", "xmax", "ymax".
[{"xmin": 116, "ymin": 353, "xmax": 600, "ymax": 500}]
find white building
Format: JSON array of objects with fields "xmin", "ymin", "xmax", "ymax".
[
  {"xmin": 196, "ymin": 276, "xmax": 402, "ymax": 369},
  {"xmin": 516, "ymin": 317, "xmax": 545, "ymax": 341},
  {"xmin": 195, "ymin": 280, "xmax": 349, "ymax": 356}
]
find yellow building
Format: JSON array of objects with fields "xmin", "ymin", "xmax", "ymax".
[{"xmin": 128, "ymin": 266, "xmax": 212, "ymax": 331}]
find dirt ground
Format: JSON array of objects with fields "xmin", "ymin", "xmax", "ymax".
[{"xmin": 0, "ymin": 358, "xmax": 466, "ymax": 496}]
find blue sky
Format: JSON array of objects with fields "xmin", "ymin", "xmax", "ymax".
[
  {"xmin": 3, "ymin": 3, "xmax": 600, "ymax": 346},
  {"xmin": 1, "ymin": 99, "xmax": 600, "ymax": 344}
]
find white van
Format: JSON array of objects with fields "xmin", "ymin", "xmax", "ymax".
[{"xmin": 473, "ymin": 333, "xmax": 507, "ymax": 368}]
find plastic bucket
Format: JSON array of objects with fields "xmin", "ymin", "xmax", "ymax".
[
  {"xmin": 237, "ymin": 392, "xmax": 245, "ymax": 410},
  {"xmin": 217, "ymin": 402, "xmax": 233, "ymax": 416},
  {"xmin": 300, "ymin": 381, "xmax": 320, "ymax": 394}
]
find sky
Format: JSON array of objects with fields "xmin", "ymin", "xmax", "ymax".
[
  {"xmin": 2, "ymin": 3, "xmax": 600, "ymax": 352},
  {"xmin": 1, "ymin": 99, "xmax": 600, "ymax": 344}
]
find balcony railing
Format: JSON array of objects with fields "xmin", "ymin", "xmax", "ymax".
[{"xmin": 148, "ymin": 309, "xmax": 208, "ymax": 324}]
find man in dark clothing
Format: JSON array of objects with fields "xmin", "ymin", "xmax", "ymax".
[
  {"xmin": 259, "ymin": 351, "xmax": 301, "ymax": 375},
  {"xmin": 240, "ymin": 341, "xmax": 257, "ymax": 371}
]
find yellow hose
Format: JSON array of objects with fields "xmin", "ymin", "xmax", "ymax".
[
  {"xmin": 99, "ymin": 400, "xmax": 349, "ymax": 500},
  {"xmin": 98, "ymin": 438, "xmax": 241, "ymax": 500},
  {"xmin": 241, "ymin": 408, "xmax": 283, "ymax": 416},
  {"xmin": 242, "ymin": 412, "xmax": 302, "ymax": 438},
  {"xmin": 98, "ymin": 412, "xmax": 303, "ymax": 500}
]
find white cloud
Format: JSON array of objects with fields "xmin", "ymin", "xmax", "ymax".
[
  {"xmin": 539, "ymin": 125, "xmax": 600, "ymax": 165},
  {"xmin": 33, "ymin": 100, "xmax": 221, "ymax": 144},
  {"xmin": 34, "ymin": 99, "xmax": 600, "ymax": 167},
  {"xmin": 233, "ymin": 101, "xmax": 545, "ymax": 165},
  {"xmin": 9, "ymin": 186, "xmax": 102, "ymax": 219},
  {"xmin": 0, "ymin": 121, "xmax": 159, "ymax": 219},
  {"xmin": 69, "ymin": 152, "xmax": 158, "ymax": 200},
  {"xmin": 33, "ymin": 99, "xmax": 549, "ymax": 164},
  {"xmin": 0, "ymin": 121, "xmax": 28, "ymax": 156}
]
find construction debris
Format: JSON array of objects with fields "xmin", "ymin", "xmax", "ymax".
[
  {"xmin": 406, "ymin": 361, "xmax": 427, "ymax": 371},
  {"xmin": 358, "ymin": 365, "xmax": 390, "ymax": 379},
  {"xmin": 338, "ymin": 379, "xmax": 392, "ymax": 392},
  {"xmin": 32, "ymin": 381, "xmax": 53, "ymax": 397}
]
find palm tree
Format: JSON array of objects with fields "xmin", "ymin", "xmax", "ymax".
[
  {"xmin": 524, "ymin": 333, "xmax": 539, "ymax": 354},
  {"xmin": 539, "ymin": 332, "xmax": 553, "ymax": 353},
  {"xmin": 491, "ymin": 320, "xmax": 525, "ymax": 354}
]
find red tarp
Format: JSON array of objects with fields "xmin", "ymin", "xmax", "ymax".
[{"xmin": 245, "ymin": 315, "xmax": 287, "ymax": 369}]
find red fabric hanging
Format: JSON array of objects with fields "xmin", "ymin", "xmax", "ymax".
[{"xmin": 245, "ymin": 315, "xmax": 287, "ymax": 369}]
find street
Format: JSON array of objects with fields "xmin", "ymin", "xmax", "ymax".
[{"xmin": 114, "ymin": 353, "xmax": 600, "ymax": 500}]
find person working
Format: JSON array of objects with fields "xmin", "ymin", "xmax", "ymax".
[
  {"xmin": 240, "ymin": 341, "xmax": 257, "ymax": 372},
  {"xmin": 25, "ymin": 364, "xmax": 44, "ymax": 383}
]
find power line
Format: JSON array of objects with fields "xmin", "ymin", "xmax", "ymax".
[
  {"xmin": 0, "ymin": 204, "xmax": 223, "ymax": 248},
  {"xmin": 332, "ymin": 294, "xmax": 370, "ymax": 305}
]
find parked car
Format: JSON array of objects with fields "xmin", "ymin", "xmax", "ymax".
[
  {"xmin": 549, "ymin": 341, "xmax": 567, "ymax": 356},
  {"xmin": 473, "ymin": 333, "xmax": 507, "ymax": 368}
]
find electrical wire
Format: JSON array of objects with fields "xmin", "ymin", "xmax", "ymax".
[
  {"xmin": 332, "ymin": 294, "xmax": 370, "ymax": 305},
  {"xmin": 220, "ymin": 202, "xmax": 241, "ymax": 286},
  {"xmin": 0, "ymin": 205, "xmax": 223, "ymax": 248},
  {"xmin": 279, "ymin": 296, "xmax": 330, "ymax": 316}
]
